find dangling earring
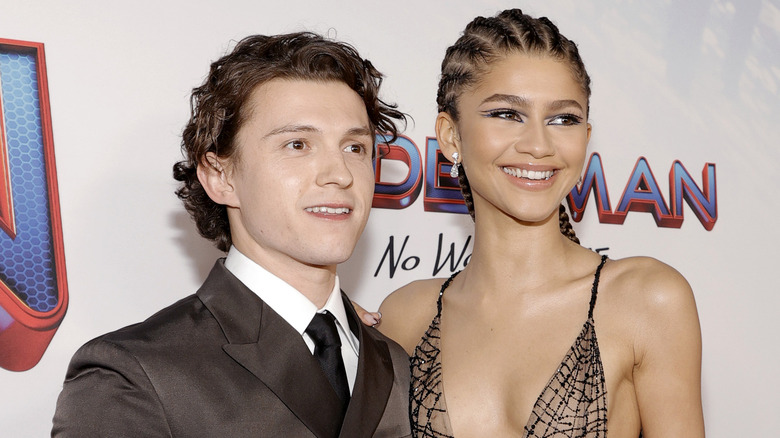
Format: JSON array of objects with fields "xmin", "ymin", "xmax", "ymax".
[{"xmin": 450, "ymin": 152, "xmax": 460, "ymax": 178}]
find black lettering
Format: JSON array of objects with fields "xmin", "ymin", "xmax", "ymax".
[
  {"xmin": 432, "ymin": 233, "xmax": 472, "ymax": 276},
  {"xmin": 374, "ymin": 235, "xmax": 412, "ymax": 278}
]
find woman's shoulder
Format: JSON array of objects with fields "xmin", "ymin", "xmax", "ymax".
[
  {"xmin": 605, "ymin": 256, "xmax": 693, "ymax": 303},
  {"xmin": 593, "ymin": 256, "xmax": 701, "ymax": 373},
  {"xmin": 601, "ymin": 255, "xmax": 699, "ymax": 340},
  {"xmin": 386, "ymin": 277, "xmax": 446, "ymax": 302},
  {"xmin": 377, "ymin": 277, "xmax": 448, "ymax": 354}
]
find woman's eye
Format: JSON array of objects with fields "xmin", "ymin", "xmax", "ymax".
[
  {"xmin": 486, "ymin": 109, "xmax": 522, "ymax": 122},
  {"xmin": 549, "ymin": 114, "xmax": 583, "ymax": 126},
  {"xmin": 285, "ymin": 140, "xmax": 306, "ymax": 150}
]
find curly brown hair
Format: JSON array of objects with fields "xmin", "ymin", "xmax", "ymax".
[
  {"xmin": 440, "ymin": 9, "xmax": 590, "ymax": 243},
  {"xmin": 173, "ymin": 32, "xmax": 406, "ymax": 252}
]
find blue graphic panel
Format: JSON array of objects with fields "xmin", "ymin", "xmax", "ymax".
[{"xmin": 0, "ymin": 51, "xmax": 57, "ymax": 312}]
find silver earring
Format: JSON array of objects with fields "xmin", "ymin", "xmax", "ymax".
[{"xmin": 450, "ymin": 152, "xmax": 460, "ymax": 178}]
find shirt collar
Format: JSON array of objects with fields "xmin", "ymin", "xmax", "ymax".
[{"xmin": 223, "ymin": 246, "xmax": 359, "ymax": 354}]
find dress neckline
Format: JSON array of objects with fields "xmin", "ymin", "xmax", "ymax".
[{"xmin": 412, "ymin": 254, "xmax": 609, "ymax": 438}]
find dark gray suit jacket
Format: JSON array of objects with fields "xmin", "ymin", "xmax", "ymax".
[{"xmin": 52, "ymin": 260, "xmax": 411, "ymax": 437}]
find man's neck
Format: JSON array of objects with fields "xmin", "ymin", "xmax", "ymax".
[{"xmin": 232, "ymin": 244, "xmax": 336, "ymax": 308}]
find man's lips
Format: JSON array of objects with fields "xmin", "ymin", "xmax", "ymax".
[{"xmin": 304, "ymin": 206, "xmax": 352, "ymax": 214}]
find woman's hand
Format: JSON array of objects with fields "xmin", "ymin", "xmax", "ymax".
[{"xmin": 351, "ymin": 301, "xmax": 382, "ymax": 326}]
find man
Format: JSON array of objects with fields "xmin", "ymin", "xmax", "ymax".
[{"xmin": 52, "ymin": 32, "xmax": 410, "ymax": 437}]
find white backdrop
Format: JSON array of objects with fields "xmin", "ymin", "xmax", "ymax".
[{"xmin": 1, "ymin": 0, "xmax": 778, "ymax": 436}]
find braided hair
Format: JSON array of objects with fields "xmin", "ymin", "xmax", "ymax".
[{"xmin": 440, "ymin": 9, "xmax": 589, "ymax": 244}]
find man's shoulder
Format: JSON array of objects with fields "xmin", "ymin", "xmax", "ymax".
[
  {"xmin": 87, "ymin": 259, "xmax": 250, "ymax": 352},
  {"xmin": 360, "ymin": 323, "xmax": 409, "ymax": 363},
  {"xmin": 78, "ymin": 293, "xmax": 214, "ymax": 357}
]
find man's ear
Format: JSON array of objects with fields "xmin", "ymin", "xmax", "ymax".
[
  {"xmin": 435, "ymin": 112, "xmax": 461, "ymax": 162},
  {"xmin": 197, "ymin": 152, "xmax": 239, "ymax": 208}
]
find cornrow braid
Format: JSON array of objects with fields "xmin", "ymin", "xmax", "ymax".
[
  {"xmin": 438, "ymin": 8, "xmax": 590, "ymax": 118},
  {"xmin": 559, "ymin": 204, "xmax": 580, "ymax": 244},
  {"xmin": 457, "ymin": 164, "xmax": 475, "ymax": 220},
  {"xmin": 439, "ymin": 8, "xmax": 589, "ymax": 242}
]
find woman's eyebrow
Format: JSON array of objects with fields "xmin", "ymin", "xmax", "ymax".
[
  {"xmin": 481, "ymin": 94, "xmax": 584, "ymax": 113},
  {"xmin": 546, "ymin": 99, "xmax": 584, "ymax": 112},
  {"xmin": 481, "ymin": 93, "xmax": 529, "ymax": 107}
]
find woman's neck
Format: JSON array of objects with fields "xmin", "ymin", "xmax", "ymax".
[{"xmin": 463, "ymin": 209, "xmax": 583, "ymax": 295}]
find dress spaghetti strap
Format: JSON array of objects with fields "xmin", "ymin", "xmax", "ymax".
[{"xmin": 588, "ymin": 254, "xmax": 609, "ymax": 319}]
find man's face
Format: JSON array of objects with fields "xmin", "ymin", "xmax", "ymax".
[{"xmin": 215, "ymin": 79, "xmax": 375, "ymax": 273}]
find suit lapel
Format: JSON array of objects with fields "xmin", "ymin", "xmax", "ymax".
[
  {"xmin": 223, "ymin": 309, "xmax": 344, "ymax": 438},
  {"xmin": 339, "ymin": 293, "xmax": 395, "ymax": 438},
  {"xmin": 197, "ymin": 261, "xmax": 343, "ymax": 438}
]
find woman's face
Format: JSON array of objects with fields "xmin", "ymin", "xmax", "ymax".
[{"xmin": 447, "ymin": 52, "xmax": 591, "ymax": 225}]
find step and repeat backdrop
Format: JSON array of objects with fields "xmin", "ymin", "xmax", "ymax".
[{"xmin": 1, "ymin": 0, "xmax": 778, "ymax": 435}]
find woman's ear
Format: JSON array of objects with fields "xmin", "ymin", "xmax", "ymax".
[
  {"xmin": 196, "ymin": 152, "xmax": 239, "ymax": 208},
  {"xmin": 435, "ymin": 112, "xmax": 461, "ymax": 163}
]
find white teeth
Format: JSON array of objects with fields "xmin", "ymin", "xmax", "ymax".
[
  {"xmin": 502, "ymin": 167, "xmax": 554, "ymax": 180},
  {"xmin": 305, "ymin": 206, "xmax": 351, "ymax": 214}
]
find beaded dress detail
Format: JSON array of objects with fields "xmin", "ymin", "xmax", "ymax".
[{"xmin": 410, "ymin": 255, "xmax": 609, "ymax": 438}]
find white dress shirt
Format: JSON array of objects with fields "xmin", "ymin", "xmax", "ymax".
[{"xmin": 223, "ymin": 246, "xmax": 359, "ymax": 392}]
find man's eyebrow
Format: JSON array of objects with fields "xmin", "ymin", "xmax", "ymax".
[
  {"xmin": 263, "ymin": 124, "xmax": 320, "ymax": 139},
  {"xmin": 346, "ymin": 126, "xmax": 373, "ymax": 137},
  {"xmin": 263, "ymin": 125, "xmax": 373, "ymax": 139}
]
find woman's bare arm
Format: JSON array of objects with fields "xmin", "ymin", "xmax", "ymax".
[
  {"xmin": 378, "ymin": 279, "xmax": 443, "ymax": 354},
  {"xmin": 631, "ymin": 262, "xmax": 705, "ymax": 437}
]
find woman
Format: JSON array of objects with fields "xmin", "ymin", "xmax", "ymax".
[{"xmin": 377, "ymin": 9, "xmax": 704, "ymax": 437}]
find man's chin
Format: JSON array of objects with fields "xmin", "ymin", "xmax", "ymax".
[{"xmin": 300, "ymin": 249, "xmax": 356, "ymax": 269}]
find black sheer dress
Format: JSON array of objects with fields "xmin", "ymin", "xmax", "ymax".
[{"xmin": 410, "ymin": 255, "xmax": 619, "ymax": 438}]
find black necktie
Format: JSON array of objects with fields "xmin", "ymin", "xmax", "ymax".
[{"xmin": 306, "ymin": 311, "xmax": 350, "ymax": 414}]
